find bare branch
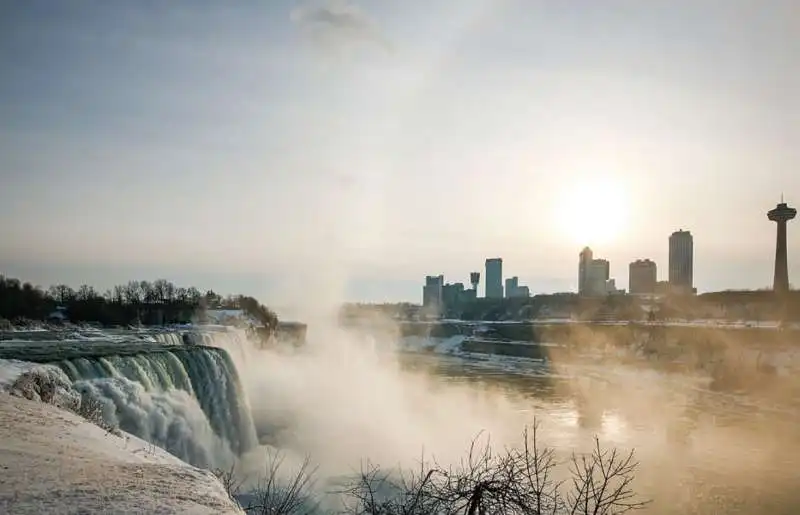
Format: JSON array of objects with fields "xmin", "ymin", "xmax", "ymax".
[{"xmin": 341, "ymin": 427, "xmax": 649, "ymax": 515}]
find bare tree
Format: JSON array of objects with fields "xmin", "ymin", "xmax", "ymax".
[
  {"xmin": 124, "ymin": 281, "xmax": 142, "ymax": 305},
  {"xmin": 140, "ymin": 280, "xmax": 154, "ymax": 304},
  {"xmin": 112, "ymin": 284, "xmax": 126, "ymax": 305},
  {"xmin": 564, "ymin": 438, "xmax": 645, "ymax": 515},
  {"xmin": 175, "ymin": 287, "xmax": 188, "ymax": 304},
  {"xmin": 343, "ymin": 424, "xmax": 648, "ymax": 515},
  {"xmin": 248, "ymin": 452, "xmax": 318, "ymax": 515},
  {"xmin": 164, "ymin": 280, "xmax": 176, "ymax": 304},
  {"xmin": 341, "ymin": 458, "xmax": 437, "ymax": 515},
  {"xmin": 76, "ymin": 284, "xmax": 97, "ymax": 301},
  {"xmin": 186, "ymin": 286, "xmax": 202, "ymax": 304},
  {"xmin": 153, "ymin": 279, "xmax": 170, "ymax": 304},
  {"xmin": 48, "ymin": 284, "xmax": 75, "ymax": 305},
  {"xmin": 214, "ymin": 450, "xmax": 319, "ymax": 515},
  {"xmin": 214, "ymin": 463, "xmax": 247, "ymax": 503}
]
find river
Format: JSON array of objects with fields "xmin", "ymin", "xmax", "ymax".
[{"xmin": 390, "ymin": 349, "xmax": 800, "ymax": 514}]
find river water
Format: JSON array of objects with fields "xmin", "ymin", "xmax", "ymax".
[{"xmin": 391, "ymin": 350, "xmax": 800, "ymax": 515}]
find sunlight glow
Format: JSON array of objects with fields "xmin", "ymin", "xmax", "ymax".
[{"xmin": 556, "ymin": 177, "xmax": 630, "ymax": 247}]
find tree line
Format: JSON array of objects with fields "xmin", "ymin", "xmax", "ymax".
[{"xmin": 0, "ymin": 274, "xmax": 278, "ymax": 329}]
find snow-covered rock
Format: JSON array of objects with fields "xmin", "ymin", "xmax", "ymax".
[{"xmin": 0, "ymin": 392, "xmax": 243, "ymax": 514}]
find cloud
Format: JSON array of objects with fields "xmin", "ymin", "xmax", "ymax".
[{"xmin": 291, "ymin": 0, "xmax": 392, "ymax": 53}]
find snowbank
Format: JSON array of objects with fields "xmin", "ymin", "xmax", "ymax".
[
  {"xmin": 399, "ymin": 335, "xmax": 466, "ymax": 354},
  {"xmin": 0, "ymin": 392, "xmax": 243, "ymax": 514}
]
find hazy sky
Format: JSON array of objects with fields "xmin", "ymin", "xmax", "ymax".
[{"xmin": 1, "ymin": 0, "xmax": 799, "ymax": 304}]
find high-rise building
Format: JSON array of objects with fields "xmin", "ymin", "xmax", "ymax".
[
  {"xmin": 629, "ymin": 259, "xmax": 657, "ymax": 295},
  {"xmin": 505, "ymin": 276, "xmax": 518, "ymax": 298},
  {"xmin": 593, "ymin": 259, "xmax": 610, "ymax": 282},
  {"xmin": 586, "ymin": 259, "xmax": 610, "ymax": 296},
  {"xmin": 442, "ymin": 282, "xmax": 465, "ymax": 309},
  {"xmin": 503, "ymin": 276, "xmax": 531, "ymax": 298},
  {"xmin": 485, "ymin": 258, "xmax": 503, "ymax": 299},
  {"xmin": 668, "ymin": 230, "xmax": 694, "ymax": 293},
  {"xmin": 768, "ymin": 199, "xmax": 796, "ymax": 294},
  {"xmin": 579, "ymin": 247, "xmax": 612, "ymax": 296},
  {"xmin": 422, "ymin": 275, "xmax": 444, "ymax": 310},
  {"xmin": 578, "ymin": 247, "xmax": 593, "ymax": 295}
]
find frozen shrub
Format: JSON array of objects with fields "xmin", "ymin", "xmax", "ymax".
[{"xmin": 10, "ymin": 366, "xmax": 120, "ymax": 436}]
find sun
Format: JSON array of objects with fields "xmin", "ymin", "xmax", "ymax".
[{"xmin": 555, "ymin": 178, "xmax": 630, "ymax": 247}]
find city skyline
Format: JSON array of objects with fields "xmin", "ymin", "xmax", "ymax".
[
  {"xmin": 1, "ymin": 1, "xmax": 798, "ymax": 304},
  {"xmin": 425, "ymin": 214, "xmax": 796, "ymax": 302},
  {"xmin": 424, "ymin": 229, "xmax": 689, "ymax": 301}
]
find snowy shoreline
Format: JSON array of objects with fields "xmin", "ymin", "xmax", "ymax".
[{"xmin": 0, "ymin": 392, "xmax": 242, "ymax": 514}]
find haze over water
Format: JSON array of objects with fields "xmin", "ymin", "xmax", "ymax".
[
  {"xmin": 3, "ymin": 317, "xmax": 800, "ymax": 513},
  {"xmin": 231, "ymin": 321, "xmax": 800, "ymax": 514},
  {"xmin": 413, "ymin": 355, "xmax": 800, "ymax": 514}
]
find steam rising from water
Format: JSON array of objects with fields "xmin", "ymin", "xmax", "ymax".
[
  {"xmin": 4, "ymin": 317, "xmax": 800, "ymax": 513},
  {"xmin": 246, "ymin": 329, "xmax": 530, "ymax": 474},
  {"xmin": 214, "ymin": 319, "xmax": 800, "ymax": 514}
]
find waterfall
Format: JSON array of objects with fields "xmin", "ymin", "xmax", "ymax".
[{"xmin": 56, "ymin": 345, "xmax": 258, "ymax": 469}]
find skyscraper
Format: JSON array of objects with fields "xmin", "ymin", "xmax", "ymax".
[
  {"xmin": 629, "ymin": 259, "xmax": 657, "ymax": 295},
  {"xmin": 579, "ymin": 247, "xmax": 611, "ymax": 296},
  {"xmin": 578, "ymin": 247, "xmax": 593, "ymax": 295},
  {"xmin": 485, "ymin": 258, "xmax": 503, "ymax": 299},
  {"xmin": 768, "ymin": 199, "xmax": 797, "ymax": 294},
  {"xmin": 422, "ymin": 275, "xmax": 444, "ymax": 309},
  {"xmin": 668, "ymin": 230, "xmax": 694, "ymax": 293},
  {"xmin": 505, "ymin": 276, "xmax": 519, "ymax": 298},
  {"xmin": 586, "ymin": 259, "xmax": 610, "ymax": 296}
]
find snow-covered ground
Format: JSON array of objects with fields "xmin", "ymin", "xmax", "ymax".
[
  {"xmin": 0, "ymin": 392, "xmax": 242, "ymax": 514},
  {"xmin": 396, "ymin": 335, "xmax": 466, "ymax": 354}
]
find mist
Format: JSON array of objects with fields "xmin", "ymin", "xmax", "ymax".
[
  {"xmin": 213, "ymin": 309, "xmax": 800, "ymax": 513},
  {"xmin": 230, "ymin": 322, "xmax": 529, "ymax": 473}
]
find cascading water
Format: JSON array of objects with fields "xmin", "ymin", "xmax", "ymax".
[{"xmin": 54, "ymin": 344, "xmax": 258, "ymax": 469}]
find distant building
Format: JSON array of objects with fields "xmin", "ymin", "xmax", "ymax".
[
  {"xmin": 442, "ymin": 282, "xmax": 465, "ymax": 309},
  {"xmin": 629, "ymin": 259, "xmax": 657, "ymax": 295},
  {"xmin": 485, "ymin": 258, "xmax": 504, "ymax": 299},
  {"xmin": 505, "ymin": 277, "xmax": 518, "ymax": 298},
  {"xmin": 655, "ymin": 281, "xmax": 672, "ymax": 295},
  {"xmin": 579, "ymin": 247, "xmax": 614, "ymax": 296},
  {"xmin": 422, "ymin": 275, "xmax": 444, "ymax": 310},
  {"xmin": 604, "ymin": 279, "xmax": 625, "ymax": 295},
  {"xmin": 504, "ymin": 276, "xmax": 530, "ymax": 298},
  {"xmin": 462, "ymin": 288, "xmax": 478, "ymax": 301},
  {"xmin": 592, "ymin": 259, "xmax": 610, "ymax": 282},
  {"xmin": 578, "ymin": 247, "xmax": 593, "ymax": 295},
  {"xmin": 586, "ymin": 259, "xmax": 610, "ymax": 296},
  {"xmin": 668, "ymin": 230, "xmax": 694, "ymax": 293},
  {"xmin": 205, "ymin": 309, "xmax": 252, "ymax": 326},
  {"xmin": 47, "ymin": 306, "xmax": 68, "ymax": 324}
]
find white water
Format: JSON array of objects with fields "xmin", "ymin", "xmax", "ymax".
[{"xmin": 1, "ymin": 332, "xmax": 259, "ymax": 471}]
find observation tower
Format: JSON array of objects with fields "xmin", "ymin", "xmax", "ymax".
[
  {"xmin": 470, "ymin": 272, "xmax": 480, "ymax": 293},
  {"xmin": 768, "ymin": 197, "xmax": 797, "ymax": 294}
]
